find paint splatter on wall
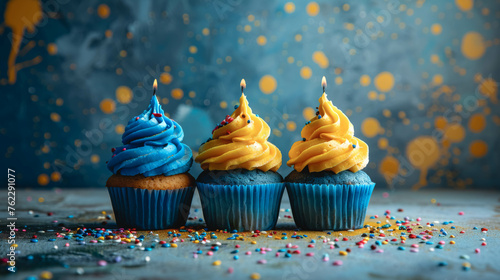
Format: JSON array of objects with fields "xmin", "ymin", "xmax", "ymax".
[{"xmin": 1, "ymin": 0, "xmax": 499, "ymax": 189}]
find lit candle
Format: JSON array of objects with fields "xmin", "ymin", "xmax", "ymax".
[
  {"xmin": 240, "ymin": 79, "xmax": 246, "ymax": 94},
  {"xmin": 322, "ymin": 76, "xmax": 327, "ymax": 93},
  {"xmin": 153, "ymin": 79, "xmax": 158, "ymax": 95}
]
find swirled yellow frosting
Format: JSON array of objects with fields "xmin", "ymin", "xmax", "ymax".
[
  {"xmin": 287, "ymin": 93, "xmax": 368, "ymax": 173},
  {"xmin": 195, "ymin": 93, "xmax": 282, "ymax": 172}
]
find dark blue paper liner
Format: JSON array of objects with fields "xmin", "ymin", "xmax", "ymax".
[
  {"xmin": 107, "ymin": 186, "xmax": 194, "ymax": 230},
  {"xmin": 285, "ymin": 182, "xmax": 375, "ymax": 231},
  {"xmin": 196, "ymin": 182, "xmax": 285, "ymax": 232}
]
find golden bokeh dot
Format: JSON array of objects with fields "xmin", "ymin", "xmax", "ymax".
[
  {"xmin": 431, "ymin": 54, "xmax": 440, "ymax": 64},
  {"xmin": 256, "ymin": 35, "xmax": 267, "ymax": 46},
  {"xmin": 361, "ymin": 117, "xmax": 381, "ymax": 138},
  {"xmin": 160, "ymin": 72, "xmax": 173, "ymax": 84},
  {"xmin": 374, "ymin": 71, "xmax": 395, "ymax": 92},
  {"xmin": 444, "ymin": 124, "xmax": 466, "ymax": 143},
  {"xmin": 115, "ymin": 124, "xmax": 125, "ymax": 134},
  {"xmin": 286, "ymin": 121, "xmax": 297, "ymax": 131},
  {"xmin": 119, "ymin": 50, "xmax": 127, "ymax": 57},
  {"xmin": 430, "ymin": 23, "xmax": 442, "ymax": 35},
  {"xmin": 273, "ymin": 129, "xmax": 282, "ymax": 137},
  {"xmin": 368, "ymin": 91, "xmax": 378, "ymax": 100},
  {"xmin": 378, "ymin": 137, "xmax": 389, "ymax": 149},
  {"xmin": 244, "ymin": 25, "xmax": 251, "ymax": 32},
  {"xmin": 171, "ymin": 88, "xmax": 184, "ymax": 100},
  {"xmin": 105, "ymin": 30, "xmax": 113, "ymax": 38},
  {"xmin": 115, "ymin": 86, "xmax": 133, "ymax": 104},
  {"xmin": 259, "ymin": 75, "xmax": 277, "ymax": 94},
  {"xmin": 468, "ymin": 113, "xmax": 486, "ymax": 133},
  {"xmin": 284, "ymin": 2, "xmax": 295, "ymax": 13},
  {"xmin": 383, "ymin": 109, "xmax": 391, "ymax": 117},
  {"xmin": 56, "ymin": 98, "xmax": 64, "ymax": 106},
  {"xmin": 434, "ymin": 116, "xmax": 447, "ymax": 129},
  {"xmin": 248, "ymin": 15, "xmax": 255, "ymax": 22},
  {"xmin": 469, "ymin": 140, "xmax": 487, "ymax": 158},
  {"xmin": 50, "ymin": 172, "xmax": 61, "ymax": 182},
  {"xmin": 300, "ymin": 66, "xmax": 312, "ymax": 79},
  {"xmin": 189, "ymin": 91, "xmax": 196, "ymax": 98},
  {"xmin": 50, "ymin": 112, "xmax": 61, "ymax": 122},
  {"xmin": 312, "ymin": 51, "xmax": 329, "ymax": 68},
  {"xmin": 302, "ymin": 107, "xmax": 316, "ymax": 120},
  {"xmin": 406, "ymin": 136, "xmax": 440, "ymax": 176},
  {"xmin": 295, "ymin": 34, "xmax": 302, "ymax": 42},
  {"xmin": 344, "ymin": 23, "xmax": 354, "ymax": 30},
  {"xmin": 306, "ymin": 2, "xmax": 320, "ymax": 16},
  {"xmin": 220, "ymin": 101, "xmax": 227, "ymax": 109},
  {"xmin": 335, "ymin": 76, "xmax": 343, "ymax": 85},
  {"xmin": 461, "ymin": 32, "xmax": 486, "ymax": 60},
  {"xmin": 97, "ymin": 4, "xmax": 110, "ymax": 19},
  {"xmin": 47, "ymin": 43, "xmax": 57, "ymax": 55},
  {"xmin": 360, "ymin": 75, "xmax": 371, "ymax": 86},
  {"xmin": 100, "ymin": 99, "xmax": 116, "ymax": 114},
  {"xmin": 41, "ymin": 145, "xmax": 50, "ymax": 153},
  {"xmin": 38, "ymin": 174, "xmax": 49, "ymax": 186},
  {"xmin": 91, "ymin": 154, "xmax": 100, "ymax": 163},
  {"xmin": 287, "ymin": 56, "xmax": 295, "ymax": 64},
  {"xmin": 455, "ymin": 0, "xmax": 473, "ymax": 11},
  {"xmin": 189, "ymin": 45, "xmax": 198, "ymax": 54},
  {"xmin": 479, "ymin": 78, "xmax": 498, "ymax": 103},
  {"xmin": 432, "ymin": 74, "xmax": 443, "ymax": 85},
  {"xmin": 202, "ymin": 28, "xmax": 210, "ymax": 36},
  {"xmin": 379, "ymin": 156, "xmax": 400, "ymax": 179}
]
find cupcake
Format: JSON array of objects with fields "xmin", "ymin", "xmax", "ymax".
[
  {"xmin": 195, "ymin": 79, "xmax": 284, "ymax": 231},
  {"xmin": 285, "ymin": 77, "xmax": 375, "ymax": 231},
  {"xmin": 106, "ymin": 80, "xmax": 195, "ymax": 230}
]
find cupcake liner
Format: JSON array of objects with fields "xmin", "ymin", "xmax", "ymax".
[
  {"xmin": 196, "ymin": 182, "xmax": 285, "ymax": 232},
  {"xmin": 107, "ymin": 186, "xmax": 195, "ymax": 230},
  {"xmin": 286, "ymin": 183, "xmax": 375, "ymax": 231}
]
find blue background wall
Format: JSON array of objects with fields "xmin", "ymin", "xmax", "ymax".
[{"xmin": 1, "ymin": 0, "xmax": 499, "ymax": 189}]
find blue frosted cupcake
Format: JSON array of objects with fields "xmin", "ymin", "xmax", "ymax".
[
  {"xmin": 286, "ymin": 78, "xmax": 375, "ymax": 231},
  {"xmin": 195, "ymin": 81, "xmax": 284, "ymax": 231},
  {"xmin": 106, "ymin": 80, "xmax": 195, "ymax": 230}
]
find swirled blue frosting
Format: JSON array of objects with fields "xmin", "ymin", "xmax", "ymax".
[{"xmin": 107, "ymin": 95, "xmax": 193, "ymax": 177}]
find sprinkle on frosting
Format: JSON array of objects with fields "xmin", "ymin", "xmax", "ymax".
[
  {"xmin": 107, "ymin": 94, "xmax": 193, "ymax": 177},
  {"xmin": 287, "ymin": 92, "xmax": 368, "ymax": 173},
  {"xmin": 195, "ymin": 93, "xmax": 282, "ymax": 172}
]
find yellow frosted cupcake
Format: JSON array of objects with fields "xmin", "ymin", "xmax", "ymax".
[
  {"xmin": 285, "ymin": 77, "xmax": 375, "ymax": 231},
  {"xmin": 195, "ymin": 79, "xmax": 284, "ymax": 231}
]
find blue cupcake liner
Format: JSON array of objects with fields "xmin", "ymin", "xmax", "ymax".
[
  {"xmin": 285, "ymin": 182, "xmax": 375, "ymax": 231},
  {"xmin": 196, "ymin": 182, "xmax": 285, "ymax": 232},
  {"xmin": 107, "ymin": 186, "xmax": 195, "ymax": 230}
]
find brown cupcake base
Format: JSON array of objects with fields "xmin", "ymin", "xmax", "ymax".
[{"xmin": 106, "ymin": 173, "xmax": 195, "ymax": 190}]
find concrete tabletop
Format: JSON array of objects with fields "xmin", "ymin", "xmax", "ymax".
[{"xmin": 1, "ymin": 189, "xmax": 499, "ymax": 280}]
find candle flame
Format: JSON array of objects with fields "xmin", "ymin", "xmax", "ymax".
[
  {"xmin": 321, "ymin": 76, "xmax": 327, "ymax": 90},
  {"xmin": 240, "ymin": 79, "xmax": 246, "ymax": 91},
  {"xmin": 153, "ymin": 79, "xmax": 158, "ymax": 91}
]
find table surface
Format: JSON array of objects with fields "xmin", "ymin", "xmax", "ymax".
[{"xmin": 1, "ymin": 189, "xmax": 499, "ymax": 280}]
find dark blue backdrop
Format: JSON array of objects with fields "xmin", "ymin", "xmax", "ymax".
[{"xmin": 1, "ymin": 0, "xmax": 499, "ymax": 189}]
